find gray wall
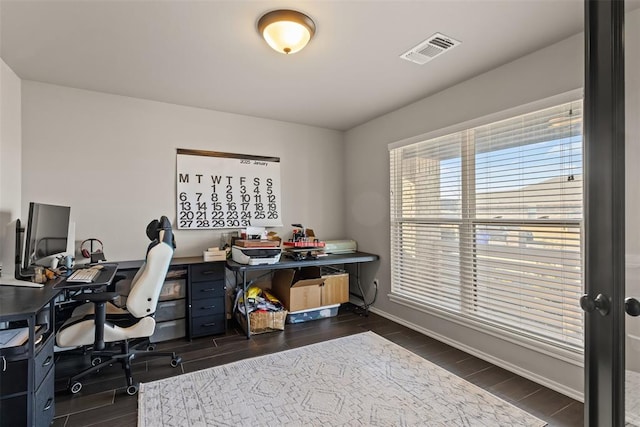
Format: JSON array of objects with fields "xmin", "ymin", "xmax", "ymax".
[
  {"xmin": 0, "ymin": 58, "xmax": 21, "ymax": 267},
  {"xmin": 20, "ymin": 82, "xmax": 346, "ymax": 261},
  {"xmin": 344, "ymin": 9, "xmax": 640, "ymax": 400}
]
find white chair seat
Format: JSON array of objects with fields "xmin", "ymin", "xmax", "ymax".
[
  {"xmin": 71, "ymin": 301, "xmax": 129, "ymax": 317},
  {"xmin": 57, "ymin": 315, "xmax": 156, "ymax": 348}
]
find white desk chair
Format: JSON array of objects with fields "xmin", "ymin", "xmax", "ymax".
[{"xmin": 56, "ymin": 216, "xmax": 181, "ymax": 395}]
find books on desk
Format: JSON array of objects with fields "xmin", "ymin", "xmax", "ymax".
[{"xmin": 234, "ymin": 239, "xmax": 281, "ymax": 248}]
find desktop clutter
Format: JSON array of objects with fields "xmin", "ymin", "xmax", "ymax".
[
  {"xmin": 206, "ymin": 224, "xmax": 357, "ymax": 267},
  {"xmin": 31, "ymin": 237, "xmax": 107, "ymax": 284},
  {"xmin": 232, "ymin": 224, "xmax": 354, "ymax": 335},
  {"xmin": 229, "ymin": 224, "xmax": 332, "ymax": 266}
]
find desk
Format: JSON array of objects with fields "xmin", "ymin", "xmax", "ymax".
[
  {"xmin": 226, "ymin": 251, "xmax": 379, "ymax": 338},
  {"xmin": 0, "ymin": 284, "xmax": 61, "ymax": 426}
]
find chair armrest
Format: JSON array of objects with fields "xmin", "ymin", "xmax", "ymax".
[
  {"xmin": 113, "ymin": 274, "xmax": 127, "ymax": 283},
  {"xmin": 71, "ymin": 292, "xmax": 119, "ymax": 303},
  {"xmin": 72, "ymin": 292, "xmax": 119, "ymax": 350}
]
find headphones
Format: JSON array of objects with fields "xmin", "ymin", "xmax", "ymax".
[{"xmin": 80, "ymin": 238, "xmax": 104, "ymax": 258}]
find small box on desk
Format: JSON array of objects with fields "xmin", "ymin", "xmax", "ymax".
[{"xmin": 203, "ymin": 248, "xmax": 227, "ymax": 262}]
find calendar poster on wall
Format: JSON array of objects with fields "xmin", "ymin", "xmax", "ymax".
[{"xmin": 176, "ymin": 149, "xmax": 283, "ymax": 230}]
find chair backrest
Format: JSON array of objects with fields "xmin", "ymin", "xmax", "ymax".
[{"xmin": 126, "ymin": 216, "xmax": 175, "ymax": 318}]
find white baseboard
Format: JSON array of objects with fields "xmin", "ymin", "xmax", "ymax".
[{"xmin": 366, "ymin": 305, "xmax": 584, "ymax": 402}]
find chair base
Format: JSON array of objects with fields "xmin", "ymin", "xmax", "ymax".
[{"xmin": 67, "ymin": 339, "xmax": 182, "ymax": 395}]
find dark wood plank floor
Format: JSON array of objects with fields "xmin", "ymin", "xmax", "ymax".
[{"xmin": 52, "ymin": 304, "xmax": 584, "ymax": 426}]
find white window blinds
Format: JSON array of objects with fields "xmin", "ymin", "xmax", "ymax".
[{"xmin": 389, "ymin": 99, "xmax": 583, "ymax": 351}]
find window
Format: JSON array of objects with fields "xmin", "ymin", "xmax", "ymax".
[{"xmin": 389, "ymin": 98, "xmax": 583, "ymax": 352}]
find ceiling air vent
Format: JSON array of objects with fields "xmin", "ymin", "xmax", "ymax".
[{"xmin": 400, "ymin": 32, "xmax": 461, "ymax": 65}]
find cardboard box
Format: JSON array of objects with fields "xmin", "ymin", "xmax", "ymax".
[
  {"xmin": 271, "ymin": 267, "xmax": 349, "ymax": 312},
  {"xmin": 321, "ymin": 272, "xmax": 349, "ymax": 306}
]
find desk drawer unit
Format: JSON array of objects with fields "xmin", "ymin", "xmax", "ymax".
[
  {"xmin": 34, "ymin": 366, "xmax": 55, "ymax": 427},
  {"xmin": 119, "ymin": 267, "xmax": 188, "ymax": 343},
  {"xmin": 0, "ymin": 333, "xmax": 55, "ymax": 427},
  {"xmin": 188, "ymin": 262, "xmax": 226, "ymax": 338}
]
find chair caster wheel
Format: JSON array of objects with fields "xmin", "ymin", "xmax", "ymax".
[
  {"xmin": 91, "ymin": 357, "xmax": 102, "ymax": 366},
  {"xmin": 146, "ymin": 344, "xmax": 156, "ymax": 351},
  {"xmin": 126, "ymin": 384, "xmax": 139, "ymax": 396},
  {"xmin": 69, "ymin": 381, "xmax": 82, "ymax": 394},
  {"xmin": 170, "ymin": 357, "xmax": 182, "ymax": 368}
]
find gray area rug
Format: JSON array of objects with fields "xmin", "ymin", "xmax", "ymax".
[{"xmin": 138, "ymin": 331, "xmax": 546, "ymax": 426}]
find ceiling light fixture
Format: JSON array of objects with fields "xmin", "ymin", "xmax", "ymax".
[{"xmin": 257, "ymin": 9, "xmax": 316, "ymax": 55}]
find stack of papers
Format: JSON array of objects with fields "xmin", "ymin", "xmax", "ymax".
[
  {"xmin": 0, "ymin": 327, "xmax": 29, "ymax": 348},
  {"xmin": 234, "ymin": 239, "xmax": 280, "ymax": 248}
]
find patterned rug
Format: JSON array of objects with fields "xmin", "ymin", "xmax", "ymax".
[{"xmin": 138, "ymin": 331, "xmax": 546, "ymax": 426}]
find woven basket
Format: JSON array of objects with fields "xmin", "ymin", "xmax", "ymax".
[{"xmin": 247, "ymin": 310, "xmax": 287, "ymax": 334}]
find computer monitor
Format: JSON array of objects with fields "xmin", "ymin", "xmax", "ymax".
[{"xmin": 21, "ymin": 202, "xmax": 71, "ymax": 275}]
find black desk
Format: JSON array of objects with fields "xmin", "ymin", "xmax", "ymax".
[
  {"xmin": 0, "ymin": 284, "xmax": 61, "ymax": 323},
  {"xmin": 226, "ymin": 251, "xmax": 379, "ymax": 338}
]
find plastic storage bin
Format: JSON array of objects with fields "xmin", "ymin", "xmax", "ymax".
[
  {"xmin": 154, "ymin": 299, "xmax": 186, "ymax": 322},
  {"xmin": 150, "ymin": 318, "xmax": 186, "ymax": 343},
  {"xmin": 285, "ymin": 304, "xmax": 340, "ymax": 324},
  {"xmin": 158, "ymin": 279, "xmax": 186, "ymax": 301}
]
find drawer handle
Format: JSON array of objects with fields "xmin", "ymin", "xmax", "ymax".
[
  {"xmin": 202, "ymin": 322, "xmax": 217, "ymax": 327},
  {"xmin": 43, "ymin": 398, "xmax": 53, "ymax": 411},
  {"xmin": 200, "ymin": 288, "xmax": 217, "ymax": 292},
  {"xmin": 200, "ymin": 271, "xmax": 216, "ymax": 275},
  {"xmin": 200, "ymin": 306, "xmax": 216, "ymax": 309},
  {"xmin": 42, "ymin": 355, "xmax": 53, "ymax": 367}
]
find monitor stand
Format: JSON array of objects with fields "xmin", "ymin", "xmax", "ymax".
[{"xmin": 0, "ymin": 219, "xmax": 39, "ymax": 287}]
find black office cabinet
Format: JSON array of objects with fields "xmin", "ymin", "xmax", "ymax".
[
  {"xmin": 0, "ymin": 315, "xmax": 56, "ymax": 427},
  {"xmin": 188, "ymin": 262, "xmax": 226, "ymax": 338}
]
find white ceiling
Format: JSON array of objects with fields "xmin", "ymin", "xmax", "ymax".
[{"xmin": 1, "ymin": 0, "xmax": 638, "ymax": 131}]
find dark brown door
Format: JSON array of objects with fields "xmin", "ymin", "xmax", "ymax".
[{"xmin": 581, "ymin": 1, "xmax": 626, "ymax": 425}]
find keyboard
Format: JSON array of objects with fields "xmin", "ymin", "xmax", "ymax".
[{"xmin": 66, "ymin": 268, "xmax": 101, "ymax": 283}]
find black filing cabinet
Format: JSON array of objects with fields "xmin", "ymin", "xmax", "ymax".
[
  {"xmin": 187, "ymin": 262, "xmax": 226, "ymax": 338},
  {"xmin": 0, "ymin": 295, "xmax": 56, "ymax": 427}
]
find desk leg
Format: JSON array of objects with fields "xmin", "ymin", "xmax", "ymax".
[
  {"xmin": 349, "ymin": 263, "xmax": 376, "ymax": 316},
  {"xmin": 243, "ymin": 271, "xmax": 250, "ymax": 339}
]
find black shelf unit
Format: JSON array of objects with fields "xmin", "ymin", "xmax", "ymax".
[{"xmin": 0, "ymin": 285, "xmax": 60, "ymax": 427}]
